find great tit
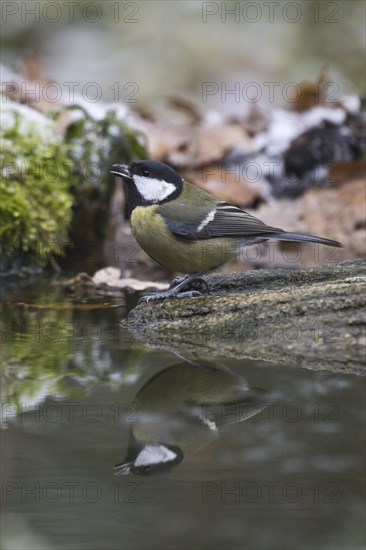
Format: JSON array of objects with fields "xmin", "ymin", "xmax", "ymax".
[
  {"xmin": 111, "ymin": 160, "xmax": 343, "ymax": 301},
  {"xmin": 113, "ymin": 359, "xmax": 267, "ymax": 476}
]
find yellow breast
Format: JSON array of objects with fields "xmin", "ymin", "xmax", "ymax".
[{"xmin": 130, "ymin": 206, "xmax": 236, "ymax": 273}]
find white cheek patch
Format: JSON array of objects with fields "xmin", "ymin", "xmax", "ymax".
[
  {"xmin": 133, "ymin": 176, "xmax": 176, "ymax": 203},
  {"xmin": 197, "ymin": 209, "xmax": 216, "ymax": 232},
  {"xmin": 135, "ymin": 445, "xmax": 177, "ymax": 467}
]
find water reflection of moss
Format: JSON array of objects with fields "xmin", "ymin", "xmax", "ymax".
[
  {"xmin": 2, "ymin": 302, "xmax": 78, "ymax": 411},
  {"xmin": 1, "ymin": 285, "xmax": 149, "ymax": 416}
]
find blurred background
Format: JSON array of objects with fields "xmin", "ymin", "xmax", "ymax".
[{"xmin": 1, "ymin": 0, "xmax": 365, "ymax": 105}]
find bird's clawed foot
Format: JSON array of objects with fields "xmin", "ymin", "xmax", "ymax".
[
  {"xmin": 138, "ymin": 289, "xmax": 202, "ymax": 304},
  {"xmin": 138, "ymin": 272, "xmax": 207, "ymax": 304}
]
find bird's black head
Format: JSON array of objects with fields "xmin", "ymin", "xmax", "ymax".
[{"xmin": 111, "ymin": 160, "xmax": 183, "ymax": 213}]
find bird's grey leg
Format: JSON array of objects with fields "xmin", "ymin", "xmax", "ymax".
[
  {"xmin": 169, "ymin": 274, "xmax": 191, "ymax": 289},
  {"xmin": 169, "ymin": 274, "xmax": 209, "ymax": 293},
  {"xmin": 139, "ymin": 273, "xmax": 203, "ymax": 303}
]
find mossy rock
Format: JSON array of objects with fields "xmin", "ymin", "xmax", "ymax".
[
  {"xmin": 126, "ymin": 260, "xmax": 366, "ymax": 375},
  {"xmin": 0, "ymin": 100, "xmax": 146, "ymax": 274},
  {"xmin": 0, "ymin": 102, "xmax": 72, "ymax": 273}
]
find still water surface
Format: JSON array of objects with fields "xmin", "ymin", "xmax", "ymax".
[{"xmin": 1, "ymin": 280, "xmax": 365, "ymax": 549}]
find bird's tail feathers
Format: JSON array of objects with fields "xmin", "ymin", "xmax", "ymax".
[{"xmin": 266, "ymin": 232, "xmax": 344, "ymax": 248}]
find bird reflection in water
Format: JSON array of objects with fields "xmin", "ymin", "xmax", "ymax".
[{"xmin": 114, "ymin": 359, "xmax": 267, "ymax": 476}]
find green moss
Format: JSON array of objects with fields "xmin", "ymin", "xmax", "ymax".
[
  {"xmin": 0, "ymin": 101, "xmax": 147, "ymax": 272},
  {"xmin": 0, "ymin": 106, "xmax": 73, "ymax": 270}
]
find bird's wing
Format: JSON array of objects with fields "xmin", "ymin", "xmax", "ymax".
[{"xmin": 161, "ymin": 201, "xmax": 284, "ymax": 241}]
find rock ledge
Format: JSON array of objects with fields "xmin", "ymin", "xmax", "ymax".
[{"xmin": 126, "ymin": 261, "xmax": 366, "ymax": 374}]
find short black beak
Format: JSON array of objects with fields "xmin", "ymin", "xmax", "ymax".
[
  {"xmin": 110, "ymin": 163, "xmax": 132, "ymax": 181},
  {"xmin": 113, "ymin": 461, "xmax": 133, "ymax": 476}
]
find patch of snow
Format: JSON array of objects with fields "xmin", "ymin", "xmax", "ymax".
[{"xmin": 254, "ymin": 106, "xmax": 347, "ymax": 157}]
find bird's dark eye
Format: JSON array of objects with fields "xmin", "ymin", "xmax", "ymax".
[{"xmin": 142, "ymin": 169, "xmax": 151, "ymax": 177}]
